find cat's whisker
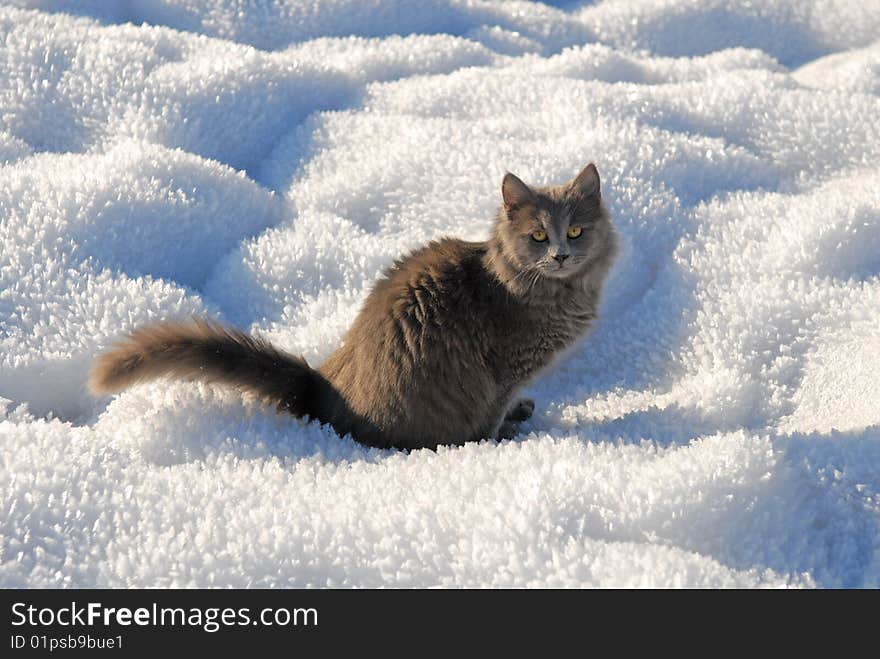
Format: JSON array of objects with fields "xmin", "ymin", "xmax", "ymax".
[
  {"xmin": 504, "ymin": 265, "xmax": 537, "ymax": 291},
  {"xmin": 526, "ymin": 269, "xmax": 542, "ymax": 295}
]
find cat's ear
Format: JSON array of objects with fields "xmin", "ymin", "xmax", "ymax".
[
  {"xmin": 502, "ymin": 172, "xmax": 536, "ymax": 212},
  {"xmin": 569, "ymin": 163, "xmax": 600, "ymax": 199}
]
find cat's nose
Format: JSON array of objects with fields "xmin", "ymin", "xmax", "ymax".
[{"xmin": 553, "ymin": 254, "xmax": 569, "ymax": 264}]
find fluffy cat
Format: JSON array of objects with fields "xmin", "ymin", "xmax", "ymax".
[{"xmin": 90, "ymin": 164, "xmax": 617, "ymax": 450}]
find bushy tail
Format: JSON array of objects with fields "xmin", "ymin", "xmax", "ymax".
[{"xmin": 89, "ymin": 317, "xmax": 318, "ymax": 417}]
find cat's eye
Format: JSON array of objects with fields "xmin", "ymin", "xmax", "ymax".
[
  {"xmin": 567, "ymin": 226, "xmax": 583, "ymax": 239},
  {"xmin": 531, "ymin": 229, "xmax": 548, "ymax": 242}
]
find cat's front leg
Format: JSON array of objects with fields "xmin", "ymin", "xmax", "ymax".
[
  {"xmin": 496, "ymin": 398, "xmax": 535, "ymax": 439},
  {"xmin": 506, "ymin": 398, "xmax": 535, "ymax": 422}
]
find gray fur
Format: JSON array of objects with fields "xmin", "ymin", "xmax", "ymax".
[{"xmin": 90, "ymin": 164, "xmax": 617, "ymax": 450}]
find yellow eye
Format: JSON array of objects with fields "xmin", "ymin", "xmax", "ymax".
[
  {"xmin": 531, "ymin": 229, "xmax": 548, "ymax": 242},
  {"xmin": 567, "ymin": 226, "xmax": 583, "ymax": 239}
]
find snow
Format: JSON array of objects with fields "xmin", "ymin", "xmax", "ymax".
[{"xmin": 1, "ymin": 1, "xmax": 879, "ymax": 588}]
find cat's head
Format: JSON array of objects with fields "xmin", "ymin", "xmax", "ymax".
[{"xmin": 492, "ymin": 163, "xmax": 616, "ymax": 287}]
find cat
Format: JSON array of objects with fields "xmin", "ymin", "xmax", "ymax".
[{"xmin": 89, "ymin": 163, "xmax": 618, "ymax": 450}]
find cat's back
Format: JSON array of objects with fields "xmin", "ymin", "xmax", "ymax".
[
  {"xmin": 370, "ymin": 237, "xmax": 491, "ymax": 320},
  {"xmin": 320, "ymin": 236, "xmax": 498, "ymax": 380},
  {"xmin": 317, "ymin": 237, "xmax": 500, "ymax": 447}
]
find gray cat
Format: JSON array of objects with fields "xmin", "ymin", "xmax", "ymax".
[{"xmin": 90, "ymin": 164, "xmax": 617, "ymax": 450}]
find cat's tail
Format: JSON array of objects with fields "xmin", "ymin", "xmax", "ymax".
[{"xmin": 88, "ymin": 316, "xmax": 321, "ymax": 418}]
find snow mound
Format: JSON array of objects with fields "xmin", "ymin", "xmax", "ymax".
[
  {"xmin": 578, "ymin": 0, "xmax": 880, "ymax": 67},
  {"xmin": 794, "ymin": 40, "xmax": 880, "ymax": 95},
  {"xmin": 1, "ymin": 0, "xmax": 879, "ymax": 588}
]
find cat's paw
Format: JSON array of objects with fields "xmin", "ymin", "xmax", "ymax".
[
  {"xmin": 496, "ymin": 399, "xmax": 535, "ymax": 439},
  {"xmin": 496, "ymin": 419, "xmax": 518, "ymax": 440},
  {"xmin": 505, "ymin": 398, "xmax": 535, "ymax": 423}
]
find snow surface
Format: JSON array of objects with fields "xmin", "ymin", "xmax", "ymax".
[{"xmin": 1, "ymin": 0, "xmax": 879, "ymax": 588}]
